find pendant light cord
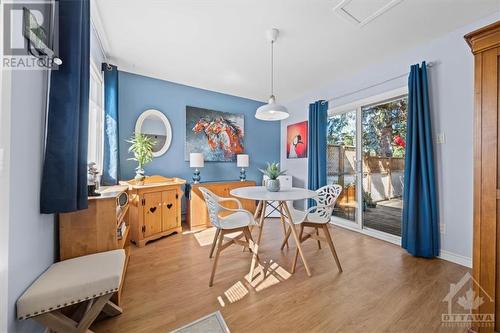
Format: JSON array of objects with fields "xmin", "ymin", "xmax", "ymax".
[{"xmin": 270, "ymin": 40, "xmax": 274, "ymax": 97}]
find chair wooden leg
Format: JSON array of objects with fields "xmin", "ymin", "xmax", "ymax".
[
  {"xmin": 243, "ymin": 227, "xmax": 260, "ymax": 281},
  {"xmin": 209, "ymin": 228, "xmax": 221, "ymax": 258},
  {"xmin": 209, "ymin": 230, "xmax": 225, "ymax": 287},
  {"xmin": 322, "ymin": 224, "xmax": 342, "ymax": 272},
  {"xmin": 316, "ymin": 227, "xmax": 322, "ymax": 250},
  {"xmin": 291, "ymin": 224, "xmax": 304, "ymax": 274}
]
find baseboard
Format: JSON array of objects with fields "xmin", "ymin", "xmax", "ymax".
[
  {"xmin": 439, "ymin": 250, "xmax": 472, "ymax": 268},
  {"xmin": 332, "ymin": 218, "xmax": 472, "ymax": 268}
]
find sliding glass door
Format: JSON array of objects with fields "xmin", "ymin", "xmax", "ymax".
[
  {"xmin": 327, "ymin": 89, "xmax": 408, "ymax": 241},
  {"xmin": 361, "ymin": 98, "xmax": 407, "ymax": 237},
  {"xmin": 327, "ymin": 110, "xmax": 360, "ymax": 225}
]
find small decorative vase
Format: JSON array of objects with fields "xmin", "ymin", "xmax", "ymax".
[
  {"xmin": 135, "ymin": 168, "xmax": 145, "ymax": 185},
  {"xmin": 266, "ymin": 179, "xmax": 280, "ymax": 192},
  {"xmin": 240, "ymin": 168, "xmax": 246, "ymax": 181},
  {"xmin": 192, "ymin": 168, "xmax": 201, "ymax": 184}
]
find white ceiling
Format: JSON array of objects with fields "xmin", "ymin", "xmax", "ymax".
[{"xmin": 94, "ymin": 0, "xmax": 500, "ymax": 102}]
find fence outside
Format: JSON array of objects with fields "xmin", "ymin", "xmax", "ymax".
[{"xmin": 327, "ymin": 144, "xmax": 404, "ymax": 203}]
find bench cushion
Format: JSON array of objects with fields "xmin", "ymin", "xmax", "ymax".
[{"xmin": 17, "ymin": 249, "xmax": 125, "ymax": 320}]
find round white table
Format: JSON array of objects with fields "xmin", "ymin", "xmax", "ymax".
[{"xmin": 230, "ymin": 186, "xmax": 317, "ymax": 277}]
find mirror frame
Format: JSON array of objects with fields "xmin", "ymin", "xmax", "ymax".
[{"xmin": 135, "ymin": 109, "xmax": 172, "ymax": 157}]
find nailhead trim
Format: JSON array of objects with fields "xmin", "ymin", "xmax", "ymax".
[{"xmin": 18, "ymin": 288, "xmax": 119, "ymax": 320}]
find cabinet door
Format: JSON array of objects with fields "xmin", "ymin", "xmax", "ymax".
[
  {"xmin": 472, "ymin": 46, "xmax": 500, "ymax": 332},
  {"xmin": 143, "ymin": 192, "xmax": 163, "ymax": 238},
  {"xmin": 162, "ymin": 190, "xmax": 178, "ymax": 231}
]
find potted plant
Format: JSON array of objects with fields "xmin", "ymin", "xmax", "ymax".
[
  {"xmin": 126, "ymin": 133, "xmax": 156, "ymax": 184},
  {"xmin": 259, "ymin": 162, "xmax": 287, "ymax": 192},
  {"xmin": 362, "ymin": 190, "xmax": 377, "ymax": 210}
]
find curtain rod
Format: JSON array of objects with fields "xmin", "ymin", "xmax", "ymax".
[{"xmin": 322, "ymin": 61, "xmax": 435, "ymax": 104}]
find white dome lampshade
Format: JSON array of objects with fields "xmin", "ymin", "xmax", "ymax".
[
  {"xmin": 255, "ymin": 96, "xmax": 289, "ymax": 121},
  {"xmin": 255, "ymin": 28, "xmax": 289, "ymax": 121}
]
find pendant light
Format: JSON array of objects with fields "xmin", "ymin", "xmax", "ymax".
[{"xmin": 255, "ymin": 28, "xmax": 289, "ymax": 121}]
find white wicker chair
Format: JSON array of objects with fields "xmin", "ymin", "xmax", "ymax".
[
  {"xmin": 199, "ymin": 187, "xmax": 258, "ymax": 286},
  {"xmin": 281, "ymin": 185, "xmax": 343, "ymax": 273}
]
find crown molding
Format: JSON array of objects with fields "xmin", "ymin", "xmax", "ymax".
[{"xmin": 90, "ymin": 0, "xmax": 111, "ymax": 61}]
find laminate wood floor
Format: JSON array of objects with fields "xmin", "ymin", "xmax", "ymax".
[{"xmin": 92, "ymin": 220, "xmax": 469, "ymax": 333}]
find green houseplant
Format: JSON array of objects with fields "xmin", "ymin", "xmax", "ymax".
[
  {"xmin": 126, "ymin": 133, "xmax": 156, "ymax": 183},
  {"xmin": 362, "ymin": 189, "xmax": 377, "ymax": 211},
  {"xmin": 259, "ymin": 162, "xmax": 287, "ymax": 192}
]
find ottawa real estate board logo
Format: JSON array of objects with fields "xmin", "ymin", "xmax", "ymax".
[{"xmin": 442, "ymin": 272, "xmax": 494, "ymax": 328}]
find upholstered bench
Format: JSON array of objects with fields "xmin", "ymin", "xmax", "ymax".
[{"xmin": 17, "ymin": 249, "xmax": 125, "ymax": 333}]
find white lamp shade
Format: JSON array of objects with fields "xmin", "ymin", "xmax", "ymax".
[
  {"xmin": 237, "ymin": 154, "xmax": 249, "ymax": 168},
  {"xmin": 255, "ymin": 96, "xmax": 289, "ymax": 121},
  {"xmin": 189, "ymin": 153, "xmax": 204, "ymax": 168}
]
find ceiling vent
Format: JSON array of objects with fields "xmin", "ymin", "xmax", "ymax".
[{"xmin": 333, "ymin": 0, "xmax": 403, "ymax": 27}]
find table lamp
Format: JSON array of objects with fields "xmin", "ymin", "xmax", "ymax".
[
  {"xmin": 237, "ymin": 154, "xmax": 249, "ymax": 181},
  {"xmin": 190, "ymin": 153, "xmax": 204, "ymax": 183}
]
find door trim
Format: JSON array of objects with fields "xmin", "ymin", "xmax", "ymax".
[
  {"xmin": 328, "ymin": 86, "xmax": 408, "ymax": 116},
  {"xmin": 329, "ymin": 86, "xmax": 408, "ymax": 240}
]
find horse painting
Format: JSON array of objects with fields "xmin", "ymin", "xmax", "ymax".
[{"xmin": 186, "ymin": 107, "xmax": 245, "ymax": 161}]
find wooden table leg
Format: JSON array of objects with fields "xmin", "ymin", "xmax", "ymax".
[
  {"xmin": 254, "ymin": 200, "xmax": 263, "ymax": 220},
  {"xmin": 257, "ymin": 201, "xmax": 267, "ymax": 244},
  {"xmin": 278, "ymin": 202, "xmax": 289, "ymax": 249},
  {"xmin": 282, "ymin": 202, "xmax": 312, "ymax": 277}
]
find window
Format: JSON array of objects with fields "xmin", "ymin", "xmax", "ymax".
[{"xmin": 87, "ymin": 61, "xmax": 104, "ymax": 172}]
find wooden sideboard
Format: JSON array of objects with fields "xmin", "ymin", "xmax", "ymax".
[
  {"xmin": 121, "ymin": 175, "xmax": 186, "ymax": 247},
  {"xmin": 59, "ymin": 185, "xmax": 130, "ymax": 305},
  {"xmin": 465, "ymin": 21, "xmax": 500, "ymax": 333},
  {"xmin": 186, "ymin": 180, "xmax": 257, "ymax": 230}
]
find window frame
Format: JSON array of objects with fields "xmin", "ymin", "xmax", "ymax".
[{"xmin": 88, "ymin": 59, "xmax": 105, "ymax": 174}]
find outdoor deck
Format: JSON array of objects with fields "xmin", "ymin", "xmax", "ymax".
[
  {"xmin": 333, "ymin": 199, "xmax": 402, "ymax": 237},
  {"xmin": 364, "ymin": 199, "xmax": 402, "ymax": 236}
]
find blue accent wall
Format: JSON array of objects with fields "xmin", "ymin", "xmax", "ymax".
[{"xmin": 118, "ymin": 71, "xmax": 280, "ymax": 184}]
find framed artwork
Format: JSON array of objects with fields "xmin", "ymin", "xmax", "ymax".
[
  {"xmin": 287, "ymin": 121, "xmax": 308, "ymax": 159},
  {"xmin": 185, "ymin": 106, "xmax": 245, "ymax": 162}
]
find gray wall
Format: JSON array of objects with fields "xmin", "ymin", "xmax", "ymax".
[
  {"xmin": 280, "ymin": 13, "xmax": 500, "ymax": 264},
  {"xmin": 7, "ymin": 70, "xmax": 56, "ymax": 333},
  {"xmin": 6, "ymin": 1, "xmax": 56, "ymax": 332}
]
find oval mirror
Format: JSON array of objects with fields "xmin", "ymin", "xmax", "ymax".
[{"xmin": 135, "ymin": 109, "xmax": 172, "ymax": 157}]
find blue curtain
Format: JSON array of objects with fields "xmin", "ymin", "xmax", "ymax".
[
  {"xmin": 41, "ymin": 0, "xmax": 90, "ymax": 213},
  {"xmin": 402, "ymin": 62, "xmax": 439, "ymax": 257},
  {"xmin": 308, "ymin": 101, "xmax": 328, "ymax": 207},
  {"xmin": 101, "ymin": 63, "xmax": 120, "ymax": 185}
]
